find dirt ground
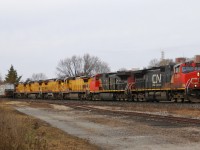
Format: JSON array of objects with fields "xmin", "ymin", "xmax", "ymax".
[{"xmin": 3, "ymin": 100, "xmax": 200, "ymax": 150}]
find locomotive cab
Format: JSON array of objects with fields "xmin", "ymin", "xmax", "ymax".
[
  {"xmin": 173, "ymin": 61, "xmax": 200, "ymax": 101},
  {"xmin": 182, "ymin": 62, "xmax": 200, "ymax": 89},
  {"xmin": 173, "ymin": 62, "xmax": 200, "ymax": 89},
  {"xmin": 173, "ymin": 64, "xmax": 184, "ymax": 88}
]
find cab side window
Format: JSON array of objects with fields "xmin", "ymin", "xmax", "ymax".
[{"xmin": 175, "ymin": 66, "xmax": 180, "ymax": 73}]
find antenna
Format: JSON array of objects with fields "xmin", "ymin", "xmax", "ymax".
[{"xmin": 161, "ymin": 51, "xmax": 165, "ymax": 61}]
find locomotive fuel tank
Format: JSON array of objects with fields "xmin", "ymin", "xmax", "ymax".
[{"xmin": 100, "ymin": 93, "xmax": 114, "ymax": 100}]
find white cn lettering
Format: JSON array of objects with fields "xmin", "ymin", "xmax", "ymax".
[{"xmin": 152, "ymin": 74, "xmax": 162, "ymax": 84}]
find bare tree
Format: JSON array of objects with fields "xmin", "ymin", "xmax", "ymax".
[
  {"xmin": 31, "ymin": 73, "xmax": 47, "ymax": 81},
  {"xmin": 83, "ymin": 54, "xmax": 110, "ymax": 75},
  {"xmin": 56, "ymin": 56, "xmax": 82, "ymax": 77},
  {"xmin": 71, "ymin": 55, "xmax": 82, "ymax": 76},
  {"xmin": 148, "ymin": 58, "xmax": 160, "ymax": 68},
  {"xmin": 56, "ymin": 54, "xmax": 110, "ymax": 77},
  {"xmin": 83, "ymin": 54, "xmax": 98, "ymax": 75},
  {"xmin": 159, "ymin": 59, "xmax": 174, "ymax": 66},
  {"xmin": 149, "ymin": 58, "xmax": 174, "ymax": 68},
  {"xmin": 94, "ymin": 61, "xmax": 110, "ymax": 74}
]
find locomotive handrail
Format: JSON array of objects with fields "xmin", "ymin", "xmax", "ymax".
[{"xmin": 64, "ymin": 77, "xmax": 68, "ymax": 82}]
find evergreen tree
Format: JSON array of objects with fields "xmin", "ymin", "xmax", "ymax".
[{"xmin": 5, "ymin": 65, "xmax": 22, "ymax": 84}]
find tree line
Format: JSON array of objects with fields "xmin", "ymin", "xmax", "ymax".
[
  {"xmin": 0, "ymin": 53, "xmax": 110, "ymax": 84},
  {"xmin": 1, "ymin": 52, "xmax": 188, "ymax": 84}
]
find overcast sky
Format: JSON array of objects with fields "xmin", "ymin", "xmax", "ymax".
[{"xmin": 1, "ymin": 0, "xmax": 200, "ymax": 80}]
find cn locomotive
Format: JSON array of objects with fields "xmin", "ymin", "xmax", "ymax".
[{"xmin": 14, "ymin": 60, "xmax": 200, "ymax": 102}]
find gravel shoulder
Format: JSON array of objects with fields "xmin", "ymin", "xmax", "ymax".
[{"xmin": 6, "ymin": 100, "xmax": 200, "ymax": 150}]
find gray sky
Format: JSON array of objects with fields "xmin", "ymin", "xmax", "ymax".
[{"xmin": 1, "ymin": 0, "xmax": 200, "ymax": 80}]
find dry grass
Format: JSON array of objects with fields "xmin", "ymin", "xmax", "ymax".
[
  {"xmin": 0, "ymin": 106, "xmax": 46, "ymax": 150},
  {"xmin": 0, "ymin": 101, "xmax": 99, "ymax": 150}
]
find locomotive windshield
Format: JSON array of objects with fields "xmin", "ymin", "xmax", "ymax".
[
  {"xmin": 195, "ymin": 67, "xmax": 200, "ymax": 71},
  {"xmin": 182, "ymin": 66, "xmax": 194, "ymax": 73},
  {"xmin": 182, "ymin": 66, "xmax": 200, "ymax": 72}
]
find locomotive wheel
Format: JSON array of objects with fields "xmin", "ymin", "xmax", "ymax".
[
  {"xmin": 127, "ymin": 95, "xmax": 132, "ymax": 101},
  {"xmin": 119, "ymin": 94, "xmax": 123, "ymax": 101},
  {"xmin": 78, "ymin": 94, "xmax": 83, "ymax": 100},
  {"xmin": 91, "ymin": 95, "xmax": 95, "ymax": 100},
  {"xmin": 85, "ymin": 93, "xmax": 91, "ymax": 100},
  {"xmin": 131, "ymin": 96, "xmax": 135, "ymax": 102},
  {"xmin": 35, "ymin": 94, "xmax": 39, "ymax": 99},
  {"xmin": 57, "ymin": 93, "xmax": 63, "ymax": 100},
  {"xmin": 116, "ymin": 94, "xmax": 120, "ymax": 101},
  {"xmin": 92, "ymin": 95, "xmax": 96, "ymax": 100},
  {"xmin": 92, "ymin": 94, "xmax": 98, "ymax": 100}
]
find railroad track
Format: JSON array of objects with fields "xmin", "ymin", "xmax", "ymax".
[
  {"xmin": 67, "ymin": 104, "xmax": 200, "ymax": 126},
  {"xmin": 4, "ymin": 98, "xmax": 200, "ymax": 125}
]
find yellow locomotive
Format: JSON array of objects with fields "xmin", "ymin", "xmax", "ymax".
[{"xmin": 14, "ymin": 76, "xmax": 92, "ymax": 100}]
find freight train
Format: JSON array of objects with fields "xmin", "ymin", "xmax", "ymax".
[{"xmin": 12, "ymin": 60, "xmax": 200, "ymax": 102}]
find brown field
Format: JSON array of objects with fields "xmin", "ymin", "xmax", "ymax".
[{"xmin": 0, "ymin": 100, "xmax": 99, "ymax": 150}]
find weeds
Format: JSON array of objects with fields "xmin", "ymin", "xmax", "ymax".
[{"xmin": 0, "ymin": 106, "xmax": 48, "ymax": 150}]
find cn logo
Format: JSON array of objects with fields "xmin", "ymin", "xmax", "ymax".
[{"xmin": 152, "ymin": 74, "xmax": 162, "ymax": 84}]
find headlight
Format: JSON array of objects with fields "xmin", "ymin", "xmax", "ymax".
[{"xmin": 198, "ymin": 72, "xmax": 200, "ymax": 77}]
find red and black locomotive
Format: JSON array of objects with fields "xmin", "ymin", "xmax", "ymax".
[{"xmin": 89, "ymin": 61, "xmax": 200, "ymax": 102}]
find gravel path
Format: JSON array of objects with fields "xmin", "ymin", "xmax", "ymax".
[{"xmin": 16, "ymin": 104, "xmax": 200, "ymax": 150}]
